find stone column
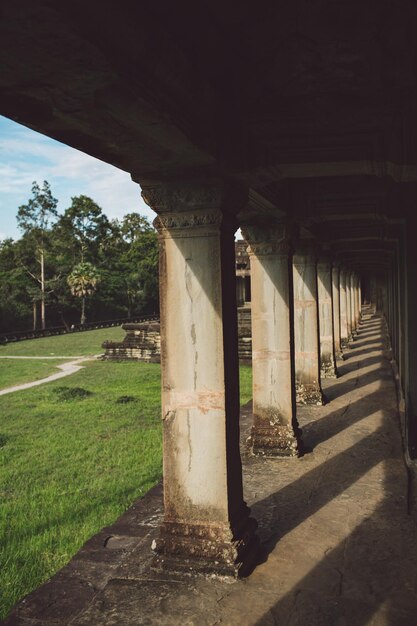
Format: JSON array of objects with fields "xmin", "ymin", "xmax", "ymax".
[
  {"xmin": 354, "ymin": 275, "xmax": 361, "ymax": 328},
  {"xmin": 340, "ymin": 268, "xmax": 349, "ymax": 348},
  {"xmin": 317, "ymin": 258, "xmax": 337, "ymax": 378},
  {"xmin": 350, "ymin": 272, "xmax": 357, "ymax": 336},
  {"xmin": 141, "ymin": 181, "xmax": 258, "ymax": 577},
  {"xmin": 346, "ymin": 269, "xmax": 353, "ymax": 342},
  {"xmin": 242, "ymin": 223, "xmax": 302, "ymax": 457},
  {"xmin": 331, "ymin": 262, "xmax": 343, "ymax": 360},
  {"xmin": 293, "ymin": 240, "xmax": 324, "ymax": 405},
  {"xmin": 236, "ymin": 276, "xmax": 245, "ymax": 307}
]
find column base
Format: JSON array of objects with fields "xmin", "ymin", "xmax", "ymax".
[
  {"xmin": 248, "ymin": 423, "xmax": 302, "ymax": 457},
  {"xmin": 151, "ymin": 513, "xmax": 260, "ymax": 578},
  {"xmin": 296, "ymin": 383, "xmax": 325, "ymax": 406},
  {"xmin": 341, "ymin": 338, "xmax": 349, "ymax": 349},
  {"xmin": 320, "ymin": 360, "xmax": 338, "ymax": 379},
  {"xmin": 335, "ymin": 350, "xmax": 344, "ymax": 361}
]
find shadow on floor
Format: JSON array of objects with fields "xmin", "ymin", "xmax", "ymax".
[{"xmin": 250, "ymin": 311, "xmax": 416, "ymax": 624}]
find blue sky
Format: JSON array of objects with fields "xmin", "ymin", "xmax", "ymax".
[{"xmin": 0, "ymin": 115, "xmax": 155, "ymax": 240}]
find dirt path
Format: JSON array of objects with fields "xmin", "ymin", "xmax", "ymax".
[{"xmin": 0, "ymin": 356, "xmax": 99, "ymax": 396}]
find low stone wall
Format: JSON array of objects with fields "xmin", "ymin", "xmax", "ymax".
[
  {"xmin": 102, "ymin": 322, "xmax": 161, "ymax": 363},
  {"xmin": 102, "ymin": 310, "xmax": 252, "ymax": 364}
]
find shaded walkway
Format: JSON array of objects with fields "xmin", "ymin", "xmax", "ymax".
[{"xmin": 4, "ymin": 311, "xmax": 417, "ymax": 625}]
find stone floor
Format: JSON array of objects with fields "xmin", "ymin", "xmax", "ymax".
[{"xmin": 3, "ymin": 309, "xmax": 417, "ymax": 625}]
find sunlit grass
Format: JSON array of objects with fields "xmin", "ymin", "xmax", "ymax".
[
  {"xmin": 0, "ymin": 359, "xmax": 70, "ymax": 390},
  {"xmin": 0, "ymin": 326, "xmax": 124, "ymax": 357},
  {"xmin": 0, "ymin": 333, "xmax": 252, "ymax": 619}
]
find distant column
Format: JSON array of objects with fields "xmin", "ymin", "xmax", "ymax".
[
  {"xmin": 293, "ymin": 240, "xmax": 324, "ymax": 405},
  {"xmin": 340, "ymin": 268, "xmax": 349, "ymax": 349},
  {"xmin": 353, "ymin": 274, "xmax": 360, "ymax": 329},
  {"xmin": 142, "ymin": 180, "xmax": 258, "ymax": 577},
  {"xmin": 236, "ymin": 276, "xmax": 245, "ymax": 307},
  {"xmin": 317, "ymin": 258, "xmax": 337, "ymax": 378},
  {"xmin": 356, "ymin": 275, "xmax": 361, "ymax": 329},
  {"xmin": 346, "ymin": 269, "xmax": 353, "ymax": 342},
  {"xmin": 350, "ymin": 272, "xmax": 357, "ymax": 336},
  {"xmin": 243, "ymin": 222, "xmax": 302, "ymax": 456},
  {"xmin": 332, "ymin": 262, "xmax": 343, "ymax": 360}
]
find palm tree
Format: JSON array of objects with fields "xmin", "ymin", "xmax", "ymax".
[{"xmin": 67, "ymin": 262, "xmax": 100, "ymax": 325}]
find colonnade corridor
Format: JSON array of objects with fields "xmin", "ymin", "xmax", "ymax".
[{"xmin": 7, "ymin": 306, "xmax": 417, "ymax": 626}]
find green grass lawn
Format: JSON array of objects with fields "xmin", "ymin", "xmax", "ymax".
[
  {"xmin": 0, "ymin": 330, "xmax": 253, "ymax": 619},
  {"xmin": 0, "ymin": 326, "xmax": 124, "ymax": 357},
  {"xmin": 0, "ymin": 359, "xmax": 70, "ymax": 390}
]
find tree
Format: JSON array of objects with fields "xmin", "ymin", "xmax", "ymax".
[
  {"xmin": 0, "ymin": 238, "xmax": 32, "ymax": 331},
  {"xmin": 67, "ymin": 262, "xmax": 100, "ymax": 325},
  {"xmin": 16, "ymin": 181, "xmax": 58, "ymax": 329},
  {"xmin": 58, "ymin": 195, "xmax": 111, "ymax": 263},
  {"xmin": 119, "ymin": 212, "xmax": 154, "ymax": 243},
  {"xmin": 114, "ymin": 213, "xmax": 159, "ymax": 316}
]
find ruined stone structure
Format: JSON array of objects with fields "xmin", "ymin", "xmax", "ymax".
[
  {"xmin": 2, "ymin": 2, "xmax": 417, "ymax": 613},
  {"xmin": 102, "ymin": 321, "xmax": 161, "ymax": 363}
]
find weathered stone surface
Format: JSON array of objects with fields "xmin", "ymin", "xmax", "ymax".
[
  {"xmin": 248, "ymin": 423, "xmax": 300, "ymax": 457},
  {"xmin": 102, "ymin": 321, "xmax": 161, "ymax": 363},
  {"xmin": 320, "ymin": 358, "xmax": 338, "ymax": 379},
  {"xmin": 317, "ymin": 259, "xmax": 338, "ymax": 380},
  {"xmin": 293, "ymin": 243, "xmax": 324, "ymax": 407},
  {"xmin": 147, "ymin": 185, "xmax": 259, "ymax": 578},
  {"xmin": 244, "ymin": 223, "xmax": 301, "ymax": 456},
  {"xmin": 295, "ymin": 383, "xmax": 324, "ymax": 406}
]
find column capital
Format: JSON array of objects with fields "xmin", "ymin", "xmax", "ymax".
[
  {"xmin": 141, "ymin": 178, "xmax": 247, "ymax": 213},
  {"xmin": 241, "ymin": 221, "xmax": 292, "ymax": 257},
  {"xmin": 293, "ymin": 238, "xmax": 318, "ymax": 262},
  {"xmin": 141, "ymin": 179, "xmax": 247, "ymax": 236},
  {"xmin": 317, "ymin": 255, "xmax": 333, "ymax": 270},
  {"xmin": 153, "ymin": 209, "xmax": 224, "ymax": 237}
]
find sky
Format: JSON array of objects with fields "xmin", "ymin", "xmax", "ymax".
[{"xmin": 0, "ymin": 115, "xmax": 156, "ymax": 241}]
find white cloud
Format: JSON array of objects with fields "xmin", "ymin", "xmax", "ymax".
[{"xmin": 0, "ymin": 118, "xmax": 157, "ymax": 234}]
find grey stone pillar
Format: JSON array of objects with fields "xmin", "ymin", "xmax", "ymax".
[
  {"xmin": 317, "ymin": 258, "xmax": 337, "ymax": 378},
  {"xmin": 354, "ymin": 275, "xmax": 361, "ymax": 329},
  {"xmin": 293, "ymin": 240, "xmax": 324, "ymax": 405},
  {"xmin": 242, "ymin": 223, "xmax": 302, "ymax": 457},
  {"xmin": 142, "ymin": 181, "xmax": 258, "ymax": 577},
  {"xmin": 332, "ymin": 262, "xmax": 343, "ymax": 360},
  {"xmin": 349, "ymin": 272, "xmax": 357, "ymax": 336},
  {"xmin": 346, "ymin": 269, "xmax": 353, "ymax": 342},
  {"xmin": 236, "ymin": 276, "xmax": 245, "ymax": 307},
  {"xmin": 340, "ymin": 268, "xmax": 349, "ymax": 348}
]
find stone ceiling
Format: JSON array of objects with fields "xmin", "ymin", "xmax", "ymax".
[{"xmin": 1, "ymin": 0, "xmax": 416, "ymax": 273}]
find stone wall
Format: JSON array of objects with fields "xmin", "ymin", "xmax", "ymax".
[
  {"xmin": 102, "ymin": 322, "xmax": 161, "ymax": 363},
  {"xmin": 102, "ymin": 312, "xmax": 252, "ymax": 363}
]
